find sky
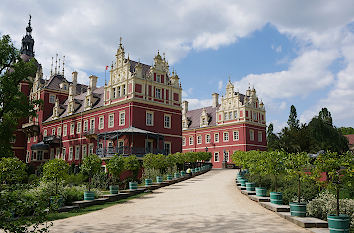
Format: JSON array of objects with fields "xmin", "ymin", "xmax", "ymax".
[{"xmin": 1, "ymin": 0, "xmax": 354, "ymax": 132}]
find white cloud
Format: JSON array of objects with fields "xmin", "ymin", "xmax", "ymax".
[
  {"xmin": 218, "ymin": 80, "xmax": 223, "ymax": 91},
  {"xmin": 184, "ymin": 98, "xmax": 212, "ymax": 110}
]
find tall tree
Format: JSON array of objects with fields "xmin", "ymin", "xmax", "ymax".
[
  {"xmin": 0, "ymin": 35, "xmax": 39, "ymax": 157},
  {"xmin": 318, "ymin": 107, "xmax": 333, "ymax": 126},
  {"xmin": 266, "ymin": 123, "xmax": 280, "ymax": 151},
  {"xmin": 287, "ymin": 105, "xmax": 300, "ymax": 129}
]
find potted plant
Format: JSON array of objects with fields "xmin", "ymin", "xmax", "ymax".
[
  {"xmin": 106, "ymin": 154, "xmax": 124, "ymax": 194},
  {"xmin": 285, "ymin": 152, "xmax": 311, "ymax": 217},
  {"xmin": 81, "ymin": 154, "xmax": 102, "ymax": 200},
  {"xmin": 142, "ymin": 153, "xmax": 156, "ymax": 186},
  {"xmin": 42, "ymin": 158, "xmax": 69, "ymax": 208},
  {"xmin": 314, "ymin": 151, "xmax": 352, "ymax": 232},
  {"xmin": 154, "ymin": 154, "xmax": 166, "ymax": 183},
  {"xmin": 123, "ymin": 155, "xmax": 141, "ymax": 190},
  {"xmin": 263, "ymin": 151, "xmax": 286, "ymax": 204},
  {"xmin": 166, "ymin": 154, "xmax": 176, "ymax": 181}
]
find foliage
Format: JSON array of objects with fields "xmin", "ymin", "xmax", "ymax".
[
  {"xmin": 339, "ymin": 127, "xmax": 354, "ymax": 135},
  {"xmin": 123, "ymin": 155, "xmax": 141, "ymax": 181},
  {"xmin": 42, "ymin": 159, "xmax": 69, "ymax": 195},
  {"xmin": 63, "ymin": 173, "xmax": 87, "ymax": 186},
  {"xmin": 0, "ymin": 157, "xmax": 27, "ymax": 185},
  {"xmin": 106, "ymin": 154, "xmax": 124, "ymax": 184},
  {"xmin": 267, "ymin": 123, "xmax": 280, "ymax": 151},
  {"xmin": 287, "ymin": 105, "xmax": 300, "ymax": 129},
  {"xmin": 81, "ymin": 154, "xmax": 102, "ymax": 191},
  {"xmin": 0, "ymin": 35, "xmax": 41, "ymax": 157},
  {"xmin": 314, "ymin": 151, "xmax": 353, "ymax": 216},
  {"xmin": 307, "ymin": 191, "xmax": 354, "ymax": 228},
  {"xmin": 91, "ymin": 171, "xmax": 110, "ymax": 190}
]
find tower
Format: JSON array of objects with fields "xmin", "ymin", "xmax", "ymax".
[{"xmin": 20, "ymin": 15, "xmax": 35, "ymax": 57}]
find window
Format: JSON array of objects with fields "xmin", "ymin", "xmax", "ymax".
[
  {"xmin": 31, "ymin": 151, "xmax": 36, "ymax": 160},
  {"xmin": 182, "ymin": 137, "xmax": 186, "ymax": 146},
  {"xmin": 26, "ymin": 151, "xmax": 30, "ymax": 163},
  {"xmin": 224, "ymin": 112, "xmax": 228, "ymax": 120},
  {"xmin": 90, "ymin": 118, "xmax": 95, "ymax": 130},
  {"xmin": 77, "ymin": 122, "xmax": 82, "ymax": 134},
  {"xmin": 155, "ymin": 88, "xmax": 161, "ymax": 99},
  {"xmin": 84, "ymin": 120, "xmax": 88, "ymax": 132},
  {"xmin": 37, "ymin": 151, "xmax": 43, "ymax": 161},
  {"xmin": 113, "ymin": 87, "xmax": 117, "ymax": 98},
  {"xmin": 214, "ymin": 152, "xmax": 219, "ymax": 162},
  {"xmin": 189, "ymin": 136, "xmax": 194, "ymax": 145},
  {"xmin": 253, "ymin": 112, "xmax": 257, "ymax": 120},
  {"xmin": 156, "ymin": 74, "xmax": 161, "ymax": 82},
  {"xmin": 57, "ymin": 127, "xmax": 61, "ymax": 136},
  {"xmin": 223, "ymin": 132, "xmax": 229, "ymax": 142},
  {"xmin": 146, "ymin": 111, "xmax": 153, "ymax": 126},
  {"xmin": 50, "ymin": 148, "xmax": 55, "ymax": 160},
  {"xmin": 233, "ymin": 131, "xmax": 239, "ymax": 141},
  {"xmin": 56, "ymin": 148, "xmax": 60, "ymax": 159},
  {"xmin": 229, "ymin": 112, "xmax": 232, "ymax": 120},
  {"xmin": 214, "ymin": 133, "xmax": 219, "ymax": 142},
  {"xmin": 121, "ymin": 84, "xmax": 126, "ymax": 96},
  {"xmin": 224, "ymin": 151, "xmax": 229, "ymax": 162},
  {"xmin": 69, "ymin": 147, "xmax": 73, "ymax": 160},
  {"xmin": 89, "ymin": 144, "xmax": 94, "ymax": 155},
  {"xmin": 82, "ymin": 145, "xmax": 87, "ymax": 158},
  {"xmin": 28, "ymin": 137, "xmax": 31, "ymax": 143},
  {"xmin": 197, "ymin": 135, "xmax": 202, "ymax": 144},
  {"xmin": 63, "ymin": 124, "xmax": 67, "ymax": 136},
  {"xmin": 206, "ymin": 134, "xmax": 211, "ymax": 143},
  {"xmin": 250, "ymin": 129, "xmax": 254, "ymax": 141},
  {"xmin": 164, "ymin": 142, "xmax": 171, "ymax": 155},
  {"xmin": 75, "ymin": 146, "xmax": 80, "ymax": 160},
  {"xmin": 52, "ymin": 128, "xmax": 55, "ymax": 135},
  {"xmin": 99, "ymin": 116, "xmax": 104, "ymax": 129},
  {"xmin": 70, "ymin": 123, "xmax": 75, "ymax": 135},
  {"xmin": 62, "ymin": 147, "xmax": 66, "ymax": 160},
  {"xmin": 49, "ymin": 94, "xmax": 56, "ymax": 103},
  {"xmin": 34, "ymin": 135, "xmax": 37, "ymax": 142},
  {"xmin": 43, "ymin": 129, "xmax": 47, "ymax": 137},
  {"xmin": 234, "ymin": 111, "xmax": 238, "ymax": 119},
  {"xmin": 119, "ymin": 111, "xmax": 125, "ymax": 126},
  {"xmin": 108, "ymin": 114, "xmax": 114, "ymax": 128},
  {"xmin": 258, "ymin": 131, "xmax": 263, "ymax": 142},
  {"xmin": 118, "ymin": 86, "xmax": 121, "ymax": 97},
  {"xmin": 164, "ymin": 114, "xmax": 171, "ymax": 128}
]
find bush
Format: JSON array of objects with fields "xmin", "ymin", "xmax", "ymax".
[
  {"xmin": 91, "ymin": 171, "xmax": 110, "ymax": 190},
  {"xmin": 307, "ymin": 191, "xmax": 354, "ymax": 228},
  {"xmin": 64, "ymin": 173, "xmax": 87, "ymax": 186},
  {"xmin": 62, "ymin": 185, "xmax": 85, "ymax": 205}
]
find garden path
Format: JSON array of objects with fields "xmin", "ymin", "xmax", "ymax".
[{"xmin": 50, "ymin": 169, "xmax": 309, "ymax": 232}]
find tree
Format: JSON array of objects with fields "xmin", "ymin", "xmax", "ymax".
[
  {"xmin": 123, "ymin": 155, "xmax": 141, "ymax": 181},
  {"xmin": 0, "ymin": 157, "xmax": 27, "ymax": 186},
  {"xmin": 106, "ymin": 155, "xmax": 125, "ymax": 185},
  {"xmin": 263, "ymin": 151, "xmax": 286, "ymax": 192},
  {"xmin": 81, "ymin": 154, "xmax": 102, "ymax": 191},
  {"xmin": 267, "ymin": 123, "xmax": 280, "ymax": 151},
  {"xmin": 287, "ymin": 105, "xmax": 300, "ymax": 129},
  {"xmin": 42, "ymin": 159, "xmax": 69, "ymax": 195},
  {"xmin": 318, "ymin": 107, "xmax": 333, "ymax": 126},
  {"xmin": 0, "ymin": 35, "xmax": 40, "ymax": 157},
  {"xmin": 339, "ymin": 127, "xmax": 354, "ymax": 135}
]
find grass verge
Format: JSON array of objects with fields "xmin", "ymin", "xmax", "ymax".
[{"xmin": 47, "ymin": 192, "xmax": 148, "ymax": 221}]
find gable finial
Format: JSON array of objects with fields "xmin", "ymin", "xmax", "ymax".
[
  {"xmin": 58, "ymin": 57, "xmax": 61, "ymax": 74},
  {"xmin": 50, "ymin": 57, "xmax": 53, "ymax": 76},
  {"xmin": 55, "ymin": 53, "xmax": 58, "ymax": 75},
  {"xmin": 62, "ymin": 55, "xmax": 65, "ymax": 76}
]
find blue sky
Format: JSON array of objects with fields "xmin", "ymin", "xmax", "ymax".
[{"xmin": 1, "ymin": 0, "xmax": 354, "ymax": 132}]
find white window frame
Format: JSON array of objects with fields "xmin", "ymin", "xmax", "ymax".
[
  {"xmin": 119, "ymin": 111, "xmax": 125, "ymax": 126},
  {"xmin": 56, "ymin": 148, "xmax": 60, "ymax": 159},
  {"xmin": 155, "ymin": 88, "xmax": 161, "ymax": 99},
  {"xmin": 223, "ymin": 132, "xmax": 229, "ymax": 142},
  {"xmin": 98, "ymin": 116, "xmax": 104, "ymax": 130},
  {"xmin": 189, "ymin": 136, "xmax": 194, "ymax": 145},
  {"xmin": 34, "ymin": 135, "xmax": 37, "ymax": 142},
  {"xmin": 164, "ymin": 114, "xmax": 171, "ymax": 128},
  {"xmin": 234, "ymin": 111, "xmax": 238, "ymax": 119},
  {"xmin": 75, "ymin": 145, "xmax": 80, "ymax": 160},
  {"xmin": 224, "ymin": 151, "xmax": 230, "ymax": 162},
  {"xmin": 49, "ymin": 94, "xmax": 56, "ymax": 103},
  {"xmin": 250, "ymin": 129, "xmax": 254, "ymax": 141},
  {"xmin": 43, "ymin": 129, "xmax": 47, "ymax": 137},
  {"xmin": 51, "ymin": 128, "xmax": 55, "ymax": 135},
  {"xmin": 164, "ymin": 141, "xmax": 171, "ymax": 155},
  {"xmin": 214, "ymin": 152, "xmax": 219, "ymax": 162},
  {"xmin": 156, "ymin": 74, "xmax": 161, "ymax": 82},
  {"xmin": 214, "ymin": 133, "xmax": 219, "ymax": 142},
  {"xmin": 146, "ymin": 111, "xmax": 154, "ymax": 126},
  {"xmin": 69, "ymin": 147, "xmax": 73, "ymax": 161},
  {"xmin": 258, "ymin": 131, "xmax": 263, "ymax": 142},
  {"xmin": 77, "ymin": 122, "xmax": 82, "ymax": 134},
  {"xmin": 89, "ymin": 143, "xmax": 94, "ymax": 155},
  {"xmin": 206, "ymin": 134, "xmax": 211, "ymax": 143},
  {"xmin": 63, "ymin": 124, "xmax": 67, "ymax": 136},
  {"xmin": 70, "ymin": 123, "xmax": 75, "ymax": 135},
  {"xmin": 197, "ymin": 135, "xmax": 202, "ymax": 144},
  {"xmin": 233, "ymin": 130, "xmax": 239, "ymax": 141},
  {"xmin": 26, "ymin": 151, "xmax": 30, "ymax": 163},
  {"xmin": 90, "ymin": 118, "xmax": 95, "ymax": 130},
  {"xmin": 122, "ymin": 84, "xmax": 126, "ymax": 95},
  {"xmin": 108, "ymin": 113, "xmax": 114, "ymax": 128},
  {"xmin": 62, "ymin": 147, "xmax": 66, "ymax": 160},
  {"xmin": 82, "ymin": 144, "xmax": 87, "ymax": 158},
  {"xmin": 83, "ymin": 120, "xmax": 88, "ymax": 132},
  {"xmin": 253, "ymin": 112, "xmax": 257, "ymax": 120},
  {"xmin": 182, "ymin": 137, "xmax": 186, "ymax": 146},
  {"xmin": 57, "ymin": 127, "xmax": 62, "ymax": 137}
]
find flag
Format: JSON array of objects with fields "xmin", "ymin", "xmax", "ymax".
[{"xmin": 105, "ymin": 66, "xmax": 109, "ymax": 70}]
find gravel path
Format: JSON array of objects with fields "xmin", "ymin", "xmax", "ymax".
[{"xmin": 50, "ymin": 169, "xmax": 309, "ymax": 232}]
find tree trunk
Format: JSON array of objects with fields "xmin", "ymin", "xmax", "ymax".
[{"xmin": 297, "ymin": 174, "xmax": 301, "ymax": 203}]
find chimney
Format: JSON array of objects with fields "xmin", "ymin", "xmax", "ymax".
[
  {"xmin": 182, "ymin": 100, "xmax": 188, "ymax": 114},
  {"xmin": 212, "ymin": 93, "xmax": 219, "ymax": 108},
  {"xmin": 89, "ymin": 75, "xmax": 98, "ymax": 91},
  {"xmin": 72, "ymin": 71, "xmax": 78, "ymax": 94}
]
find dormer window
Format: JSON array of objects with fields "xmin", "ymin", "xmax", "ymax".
[
  {"xmin": 59, "ymin": 83, "xmax": 68, "ymax": 90},
  {"xmin": 49, "ymin": 94, "xmax": 55, "ymax": 103}
]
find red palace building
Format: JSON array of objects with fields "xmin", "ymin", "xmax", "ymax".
[
  {"xmin": 18, "ymin": 21, "xmax": 182, "ymax": 168},
  {"xmin": 182, "ymin": 80, "xmax": 267, "ymax": 168}
]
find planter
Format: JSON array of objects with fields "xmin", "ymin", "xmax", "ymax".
[
  {"xmin": 327, "ymin": 214, "xmax": 350, "ymax": 233},
  {"xmin": 50, "ymin": 196, "xmax": 64, "ymax": 208},
  {"xmin": 129, "ymin": 181, "xmax": 138, "ymax": 190},
  {"xmin": 191, "ymin": 168, "xmax": 195, "ymax": 174},
  {"xmin": 255, "ymin": 187, "xmax": 267, "ymax": 197},
  {"xmin": 145, "ymin": 179, "xmax": 152, "ymax": 186},
  {"xmin": 195, "ymin": 167, "xmax": 200, "ymax": 172},
  {"xmin": 174, "ymin": 172, "xmax": 180, "ymax": 178},
  {"xmin": 156, "ymin": 176, "xmax": 163, "ymax": 183},
  {"xmin": 239, "ymin": 178, "xmax": 248, "ymax": 187},
  {"xmin": 180, "ymin": 171, "xmax": 186, "ymax": 176},
  {"xmin": 245, "ymin": 182, "xmax": 255, "ymax": 191},
  {"xmin": 84, "ymin": 191, "xmax": 95, "ymax": 200},
  {"xmin": 109, "ymin": 185, "xmax": 119, "ymax": 194},
  {"xmin": 289, "ymin": 202, "xmax": 306, "ymax": 217},
  {"xmin": 237, "ymin": 174, "xmax": 243, "ymax": 180},
  {"xmin": 270, "ymin": 192, "xmax": 282, "ymax": 205},
  {"xmin": 166, "ymin": 174, "xmax": 173, "ymax": 181}
]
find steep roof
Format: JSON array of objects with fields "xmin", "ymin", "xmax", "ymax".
[
  {"xmin": 44, "ymin": 74, "xmax": 87, "ymax": 94},
  {"xmin": 345, "ymin": 134, "xmax": 354, "ymax": 145},
  {"xmin": 185, "ymin": 105, "xmax": 218, "ymax": 129},
  {"xmin": 128, "ymin": 60, "xmax": 151, "ymax": 77}
]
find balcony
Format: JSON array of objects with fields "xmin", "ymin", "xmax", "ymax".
[
  {"xmin": 22, "ymin": 122, "xmax": 40, "ymax": 136},
  {"xmin": 43, "ymin": 135, "xmax": 61, "ymax": 145},
  {"xmin": 96, "ymin": 146, "xmax": 166, "ymax": 158},
  {"xmin": 83, "ymin": 128, "xmax": 98, "ymax": 139}
]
